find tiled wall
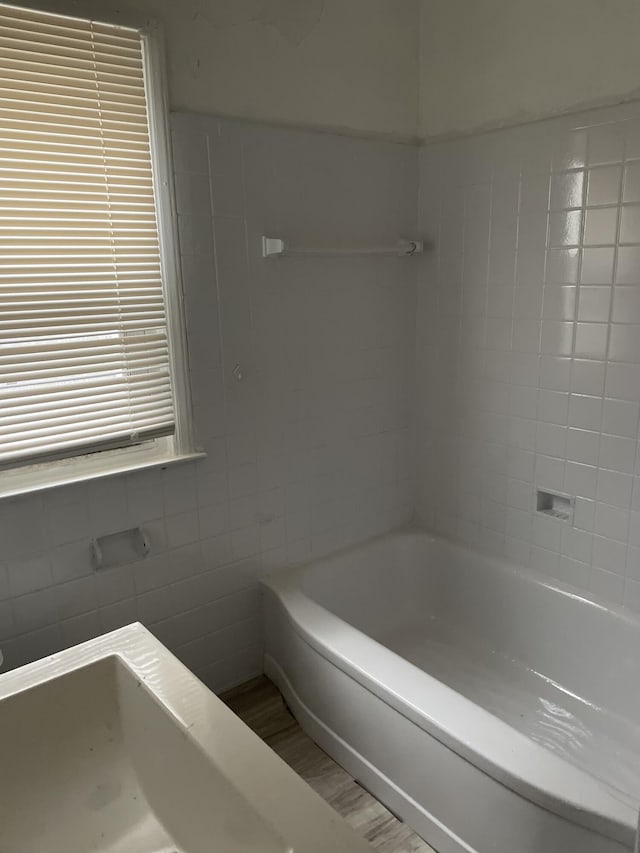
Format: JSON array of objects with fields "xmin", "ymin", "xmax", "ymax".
[
  {"xmin": 417, "ymin": 102, "xmax": 640, "ymax": 609},
  {"xmin": 0, "ymin": 114, "xmax": 417, "ymax": 687},
  {"xmin": 10, "ymin": 97, "xmax": 640, "ymax": 684}
]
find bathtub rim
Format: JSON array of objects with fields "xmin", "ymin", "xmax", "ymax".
[{"xmin": 261, "ymin": 530, "xmax": 638, "ymax": 847}]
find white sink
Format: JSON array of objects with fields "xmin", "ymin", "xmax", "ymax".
[{"xmin": 0, "ymin": 624, "xmax": 373, "ymax": 853}]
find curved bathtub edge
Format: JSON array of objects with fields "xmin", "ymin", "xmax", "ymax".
[
  {"xmin": 262, "ymin": 580, "xmax": 636, "ymax": 849},
  {"xmin": 264, "ymin": 653, "xmax": 474, "ymax": 853},
  {"xmin": 263, "ymin": 622, "xmax": 630, "ymax": 853}
]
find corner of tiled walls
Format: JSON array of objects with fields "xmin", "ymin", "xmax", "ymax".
[
  {"xmin": 417, "ymin": 102, "xmax": 640, "ymax": 611},
  {"xmin": 0, "ymin": 113, "xmax": 417, "ymax": 687},
  {"xmin": 10, "ymin": 95, "xmax": 640, "ymax": 684}
]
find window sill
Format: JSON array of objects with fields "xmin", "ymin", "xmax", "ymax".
[{"xmin": 0, "ymin": 445, "xmax": 206, "ymax": 501}]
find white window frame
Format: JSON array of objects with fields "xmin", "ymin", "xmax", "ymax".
[{"xmin": 0, "ymin": 4, "xmax": 202, "ymax": 500}]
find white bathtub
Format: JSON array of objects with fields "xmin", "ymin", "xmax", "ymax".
[{"xmin": 262, "ymin": 530, "xmax": 640, "ymax": 853}]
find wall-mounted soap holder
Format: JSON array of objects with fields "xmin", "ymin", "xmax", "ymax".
[
  {"xmin": 536, "ymin": 490, "xmax": 575, "ymax": 524},
  {"xmin": 91, "ymin": 527, "xmax": 150, "ymax": 571}
]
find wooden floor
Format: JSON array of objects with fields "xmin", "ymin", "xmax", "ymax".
[{"xmin": 222, "ymin": 676, "xmax": 435, "ymax": 853}]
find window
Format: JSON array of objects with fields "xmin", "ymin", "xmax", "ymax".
[{"xmin": 0, "ymin": 3, "xmax": 196, "ymax": 497}]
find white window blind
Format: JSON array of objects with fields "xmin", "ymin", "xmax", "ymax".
[{"xmin": 0, "ymin": 3, "xmax": 175, "ymax": 469}]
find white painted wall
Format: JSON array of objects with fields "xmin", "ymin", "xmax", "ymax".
[
  {"xmin": 39, "ymin": 0, "xmax": 640, "ymax": 142},
  {"xmin": 51, "ymin": 0, "xmax": 420, "ymax": 141},
  {"xmin": 419, "ymin": 0, "xmax": 640, "ymax": 138}
]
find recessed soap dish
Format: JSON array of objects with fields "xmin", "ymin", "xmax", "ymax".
[
  {"xmin": 91, "ymin": 526, "xmax": 150, "ymax": 571},
  {"xmin": 536, "ymin": 490, "xmax": 575, "ymax": 523}
]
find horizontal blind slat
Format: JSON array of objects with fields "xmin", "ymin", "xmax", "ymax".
[
  {"xmin": 0, "ymin": 397, "xmax": 174, "ymax": 435},
  {"xmin": 1, "ymin": 411, "xmax": 174, "ymax": 447},
  {"xmin": 0, "ymin": 419, "xmax": 175, "ymax": 464},
  {"xmin": 0, "ymin": 8, "xmax": 139, "ymax": 41}
]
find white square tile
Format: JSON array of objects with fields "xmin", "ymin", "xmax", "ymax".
[
  {"xmin": 594, "ymin": 502, "xmax": 630, "ymax": 541},
  {"xmin": 602, "ymin": 398, "xmax": 640, "ymax": 437},
  {"xmin": 51, "ymin": 541, "xmax": 92, "ymax": 584},
  {"xmin": 587, "ymin": 165, "xmax": 622, "ymax": 206},
  {"xmin": 166, "ymin": 511, "xmax": 199, "ymax": 549},
  {"xmin": 583, "ymin": 207, "xmax": 617, "ymax": 246},
  {"xmin": 95, "ymin": 566, "xmax": 136, "ymax": 607},
  {"xmin": 566, "ymin": 428, "xmax": 600, "ymax": 466},
  {"xmin": 174, "ymin": 170, "xmax": 212, "ymax": 216},
  {"xmin": 537, "ymin": 390, "xmax": 569, "ymax": 425},
  {"xmin": 514, "ymin": 283, "xmax": 543, "ymax": 318},
  {"xmin": 0, "ymin": 565, "xmax": 10, "ymax": 602},
  {"xmin": 542, "ymin": 286, "xmax": 576, "ymax": 321},
  {"xmin": 591, "ymin": 535, "xmax": 627, "ymax": 573},
  {"xmin": 507, "ymin": 446, "xmax": 536, "ymax": 481},
  {"xmin": 228, "ymin": 464, "xmax": 258, "ymax": 499},
  {"xmin": 549, "ymin": 170, "xmax": 585, "ymax": 210},
  {"xmin": 533, "ymin": 514, "xmax": 562, "ymax": 551},
  {"xmin": 609, "ymin": 325, "xmax": 640, "ymax": 362},
  {"xmin": 625, "ymin": 552, "xmax": 640, "ymax": 586},
  {"xmin": 552, "ymin": 130, "xmax": 587, "ymax": 172},
  {"xmin": 510, "ymin": 353, "xmax": 540, "ymax": 386},
  {"xmin": 47, "ymin": 499, "xmax": 90, "ymax": 548},
  {"xmin": 568, "ymin": 394, "xmax": 603, "ymax": 432},
  {"xmin": 561, "ymin": 525, "xmax": 593, "ymax": 564},
  {"xmin": 535, "ymin": 454, "xmax": 565, "ymax": 491},
  {"xmin": 55, "ymin": 577, "xmax": 97, "ymax": 621},
  {"xmin": 625, "ymin": 119, "xmax": 640, "ymax": 161},
  {"xmin": 623, "ymin": 161, "xmax": 640, "ymax": 203},
  {"xmin": 577, "ymin": 286, "xmax": 612, "ymax": 322},
  {"xmin": 7, "ymin": 557, "xmax": 52, "ymax": 598},
  {"xmin": 507, "ymin": 476, "xmax": 534, "ymax": 508},
  {"xmin": 535, "ymin": 423, "xmax": 567, "ymax": 458},
  {"xmin": 229, "ymin": 495, "xmax": 258, "ymax": 531},
  {"xmin": 599, "ymin": 433, "xmax": 637, "ymax": 473},
  {"xmin": 505, "ymin": 507, "xmax": 532, "ymax": 542},
  {"xmin": 210, "ymin": 169, "xmax": 245, "ymax": 218},
  {"xmin": 545, "ymin": 248, "xmax": 580, "ymax": 284},
  {"xmin": 0, "ymin": 601, "xmax": 14, "ymax": 642},
  {"xmin": 588, "ymin": 123, "xmax": 626, "ymax": 166},
  {"xmin": 564, "ymin": 461, "xmax": 598, "ymax": 499},
  {"xmin": 200, "ymin": 534, "xmax": 233, "ymax": 570},
  {"xmin": 177, "ymin": 214, "xmax": 214, "ymax": 257},
  {"xmin": 12, "ymin": 589, "xmax": 56, "ymax": 635},
  {"xmin": 573, "ymin": 497, "xmax": 595, "ymax": 530},
  {"xmin": 198, "ymin": 503, "xmax": 230, "ymax": 539},
  {"xmin": 620, "ymin": 205, "xmax": 640, "ymax": 244},
  {"xmin": 597, "ymin": 468, "xmax": 633, "ymax": 508},
  {"xmin": 616, "ymin": 246, "xmax": 640, "ymax": 284},
  {"xmin": 540, "ymin": 321, "xmax": 572, "ymax": 355},
  {"xmin": 548, "ymin": 210, "xmax": 582, "ymax": 247},
  {"xmin": 574, "ymin": 323, "xmax": 609, "ymax": 360},
  {"xmin": 231, "ymin": 526, "xmax": 261, "ymax": 560},
  {"xmin": 580, "ymin": 248, "xmax": 615, "ymax": 284},
  {"xmin": 612, "ymin": 286, "xmax": 640, "ymax": 323},
  {"xmin": 171, "ymin": 120, "xmax": 209, "ymax": 174},
  {"xmin": 605, "ymin": 362, "xmax": 640, "ymax": 401},
  {"xmin": 539, "ymin": 356, "xmax": 571, "ymax": 391},
  {"xmin": 571, "ymin": 359, "xmax": 606, "ymax": 396},
  {"xmin": 520, "ymin": 175, "xmax": 551, "ymax": 215}
]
